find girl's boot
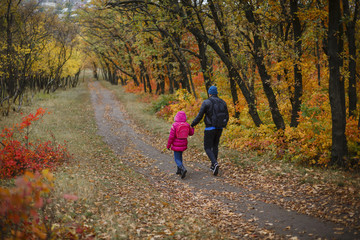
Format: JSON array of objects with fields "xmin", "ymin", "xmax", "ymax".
[
  {"xmin": 180, "ymin": 166, "xmax": 187, "ymax": 179},
  {"xmin": 176, "ymin": 166, "xmax": 181, "ymax": 175}
]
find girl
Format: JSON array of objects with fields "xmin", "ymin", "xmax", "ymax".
[{"xmin": 167, "ymin": 111, "xmax": 194, "ymax": 179}]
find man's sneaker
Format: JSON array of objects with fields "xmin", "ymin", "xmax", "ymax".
[{"xmin": 213, "ymin": 163, "xmax": 219, "ymax": 176}]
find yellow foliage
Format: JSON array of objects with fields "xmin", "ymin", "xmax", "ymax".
[
  {"xmin": 61, "ymin": 48, "xmax": 84, "ymax": 77},
  {"xmin": 168, "ymin": 89, "xmax": 199, "ymax": 122}
]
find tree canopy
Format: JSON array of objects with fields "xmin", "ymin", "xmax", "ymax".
[{"xmin": 0, "ymin": 0, "xmax": 85, "ymax": 115}]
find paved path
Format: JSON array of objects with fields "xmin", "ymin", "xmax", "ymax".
[{"xmin": 89, "ymin": 81, "xmax": 358, "ymax": 240}]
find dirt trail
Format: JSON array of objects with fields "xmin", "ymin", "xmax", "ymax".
[{"xmin": 89, "ymin": 81, "xmax": 358, "ymax": 240}]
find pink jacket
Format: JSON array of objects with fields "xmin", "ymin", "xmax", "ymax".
[{"xmin": 167, "ymin": 111, "xmax": 194, "ymax": 152}]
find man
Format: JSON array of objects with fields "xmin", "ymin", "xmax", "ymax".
[{"xmin": 191, "ymin": 86, "xmax": 229, "ymax": 176}]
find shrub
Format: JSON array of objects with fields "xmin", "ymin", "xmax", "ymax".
[
  {"xmin": 0, "ymin": 170, "xmax": 54, "ymax": 239},
  {"xmin": 0, "ymin": 108, "xmax": 71, "ymax": 179},
  {"xmin": 0, "ymin": 170, "xmax": 94, "ymax": 239},
  {"xmin": 150, "ymin": 94, "xmax": 176, "ymax": 114}
]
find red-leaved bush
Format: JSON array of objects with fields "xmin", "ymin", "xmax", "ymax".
[{"xmin": 0, "ymin": 108, "xmax": 71, "ymax": 179}]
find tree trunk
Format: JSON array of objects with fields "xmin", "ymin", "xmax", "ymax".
[
  {"xmin": 204, "ymin": 36, "xmax": 262, "ymax": 126},
  {"xmin": 140, "ymin": 61, "xmax": 147, "ymax": 92},
  {"xmin": 196, "ymin": 37, "xmax": 213, "ymax": 93},
  {"xmin": 316, "ymin": 32, "xmax": 321, "ymax": 86},
  {"xmin": 208, "ymin": 0, "xmax": 239, "ymax": 117},
  {"xmin": 92, "ymin": 62, "xmax": 98, "ymax": 80},
  {"xmin": 328, "ymin": 0, "xmax": 348, "ymax": 166},
  {"xmin": 112, "ymin": 70, "xmax": 118, "ymax": 85},
  {"xmin": 290, "ymin": 0, "xmax": 303, "ymax": 127},
  {"xmin": 178, "ymin": 60, "xmax": 190, "ymax": 92},
  {"xmin": 343, "ymin": 0, "xmax": 358, "ymax": 118},
  {"xmin": 244, "ymin": 4, "xmax": 285, "ymax": 130},
  {"xmin": 145, "ymin": 66, "xmax": 152, "ymax": 93},
  {"xmin": 167, "ymin": 63, "xmax": 175, "ymax": 94},
  {"xmin": 6, "ymin": 0, "xmax": 15, "ymax": 100},
  {"xmin": 156, "ymin": 71, "xmax": 165, "ymax": 95}
]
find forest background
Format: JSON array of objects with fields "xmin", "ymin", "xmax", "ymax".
[
  {"xmin": 80, "ymin": 0, "xmax": 360, "ymax": 169},
  {"xmin": 1, "ymin": 0, "xmax": 360, "ymax": 170},
  {"xmin": 1, "ymin": 0, "xmax": 360, "ymax": 238}
]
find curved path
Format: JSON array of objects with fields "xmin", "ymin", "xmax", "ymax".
[{"xmin": 89, "ymin": 81, "xmax": 358, "ymax": 240}]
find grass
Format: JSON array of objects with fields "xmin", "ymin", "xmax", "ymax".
[{"xmin": 1, "ymin": 82, "xmax": 123, "ymax": 235}]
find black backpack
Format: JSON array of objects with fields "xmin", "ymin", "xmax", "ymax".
[{"xmin": 209, "ymin": 98, "xmax": 228, "ymax": 128}]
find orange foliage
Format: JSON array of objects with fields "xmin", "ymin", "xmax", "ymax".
[
  {"xmin": 346, "ymin": 117, "xmax": 360, "ymax": 168},
  {"xmin": 123, "ymin": 81, "xmax": 143, "ymax": 94},
  {"xmin": 192, "ymin": 72, "xmax": 204, "ymax": 86},
  {"xmin": 0, "ymin": 170, "xmax": 95, "ymax": 239},
  {"xmin": 0, "ymin": 170, "xmax": 54, "ymax": 239},
  {"xmin": 123, "ymin": 67, "xmax": 359, "ymax": 169}
]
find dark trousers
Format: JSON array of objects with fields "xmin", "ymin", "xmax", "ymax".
[{"xmin": 204, "ymin": 129, "xmax": 223, "ymax": 165}]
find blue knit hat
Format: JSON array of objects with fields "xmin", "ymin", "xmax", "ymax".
[{"xmin": 208, "ymin": 86, "xmax": 218, "ymax": 95}]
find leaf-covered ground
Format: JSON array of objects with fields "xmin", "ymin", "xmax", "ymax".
[{"xmin": 85, "ymin": 81, "xmax": 359, "ymax": 239}]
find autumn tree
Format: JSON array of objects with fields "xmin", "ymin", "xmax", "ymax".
[
  {"xmin": 328, "ymin": 0, "xmax": 348, "ymax": 165},
  {"xmin": 0, "ymin": 0, "xmax": 83, "ymax": 115},
  {"xmin": 342, "ymin": 0, "xmax": 359, "ymax": 118},
  {"xmin": 175, "ymin": 0, "xmax": 263, "ymax": 126}
]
